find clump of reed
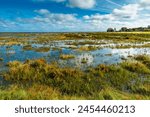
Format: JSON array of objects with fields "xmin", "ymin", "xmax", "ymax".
[
  {"xmin": 4, "ymin": 59, "xmax": 102, "ymax": 96},
  {"xmin": 78, "ymin": 46, "xmax": 98, "ymax": 51},
  {"xmin": 90, "ymin": 64, "xmax": 139, "ymax": 91},
  {"xmin": 60, "ymin": 54, "xmax": 75, "ymax": 60},
  {"xmin": 121, "ymin": 61, "xmax": 150, "ymax": 74},
  {"xmin": 52, "ymin": 47, "xmax": 62, "ymax": 51},
  {"xmin": 135, "ymin": 55, "xmax": 150, "ymax": 68},
  {"xmin": 22, "ymin": 45, "xmax": 33, "ymax": 51},
  {"xmin": 0, "ymin": 58, "xmax": 3, "ymax": 61},
  {"xmin": 34, "ymin": 47, "xmax": 50, "ymax": 52},
  {"xmin": 81, "ymin": 58, "xmax": 88, "ymax": 64},
  {"xmin": 23, "ymin": 45, "xmax": 50, "ymax": 52},
  {"xmin": 0, "ymin": 84, "xmax": 61, "ymax": 100}
]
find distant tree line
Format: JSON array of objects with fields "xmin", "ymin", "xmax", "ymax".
[{"xmin": 107, "ymin": 25, "xmax": 150, "ymax": 32}]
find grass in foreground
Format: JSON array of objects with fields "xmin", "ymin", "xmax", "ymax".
[{"xmin": 1, "ymin": 55, "xmax": 150, "ymax": 100}]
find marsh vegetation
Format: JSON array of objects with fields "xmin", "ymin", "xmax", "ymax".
[{"xmin": 0, "ymin": 32, "xmax": 150, "ymax": 100}]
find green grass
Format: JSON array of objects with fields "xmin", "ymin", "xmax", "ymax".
[
  {"xmin": 34, "ymin": 47, "xmax": 50, "ymax": 52},
  {"xmin": 135, "ymin": 55, "xmax": 150, "ymax": 68},
  {"xmin": 121, "ymin": 61, "xmax": 150, "ymax": 74},
  {"xmin": 1, "ymin": 55, "xmax": 150, "ymax": 100},
  {"xmin": 0, "ymin": 58, "xmax": 3, "ymax": 61},
  {"xmin": 78, "ymin": 46, "xmax": 98, "ymax": 51},
  {"xmin": 0, "ymin": 85, "xmax": 149, "ymax": 100},
  {"xmin": 22, "ymin": 45, "xmax": 33, "ymax": 51},
  {"xmin": 81, "ymin": 58, "xmax": 88, "ymax": 64},
  {"xmin": 23, "ymin": 45, "xmax": 50, "ymax": 52},
  {"xmin": 60, "ymin": 54, "xmax": 75, "ymax": 60}
]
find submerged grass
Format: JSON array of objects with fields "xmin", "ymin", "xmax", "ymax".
[
  {"xmin": 22, "ymin": 45, "xmax": 33, "ymax": 51},
  {"xmin": 0, "ymin": 58, "xmax": 3, "ymax": 61},
  {"xmin": 78, "ymin": 46, "xmax": 98, "ymax": 51},
  {"xmin": 60, "ymin": 54, "xmax": 75, "ymax": 60},
  {"xmin": 34, "ymin": 47, "xmax": 50, "ymax": 52},
  {"xmin": 23, "ymin": 45, "xmax": 50, "ymax": 52}
]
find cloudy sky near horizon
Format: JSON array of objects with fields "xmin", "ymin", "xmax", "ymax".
[{"xmin": 0, "ymin": 0, "xmax": 150, "ymax": 32}]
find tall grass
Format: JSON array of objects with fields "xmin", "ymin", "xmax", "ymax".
[{"xmin": 2, "ymin": 55, "xmax": 150, "ymax": 99}]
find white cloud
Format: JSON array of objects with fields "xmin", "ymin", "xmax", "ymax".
[
  {"xmin": 68, "ymin": 0, "xmax": 96, "ymax": 9},
  {"xmin": 83, "ymin": 4, "xmax": 139, "ymax": 22},
  {"xmin": 140, "ymin": 0, "xmax": 150, "ymax": 4},
  {"xmin": 113, "ymin": 4, "xmax": 139, "ymax": 20},
  {"xmin": 35, "ymin": 9, "xmax": 50, "ymax": 15},
  {"xmin": 16, "ymin": 9, "xmax": 81, "ymax": 32},
  {"xmin": 139, "ymin": 0, "xmax": 150, "ymax": 9},
  {"xmin": 33, "ymin": 9, "xmax": 77, "ymax": 23},
  {"xmin": 33, "ymin": 0, "xmax": 96, "ymax": 9},
  {"xmin": 81, "ymin": 1, "xmax": 150, "ymax": 31},
  {"xmin": 2, "ymin": 0, "xmax": 150, "ymax": 32}
]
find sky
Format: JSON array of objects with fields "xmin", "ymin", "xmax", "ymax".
[{"xmin": 0, "ymin": 0, "xmax": 150, "ymax": 32}]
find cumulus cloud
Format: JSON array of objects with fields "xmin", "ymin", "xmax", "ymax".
[
  {"xmin": 34, "ymin": 9, "xmax": 77, "ymax": 23},
  {"xmin": 140, "ymin": 0, "xmax": 150, "ymax": 5},
  {"xmin": 139, "ymin": 0, "xmax": 150, "ymax": 9},
  {"xmin": 83, "ymin": 3, "xmax": 139, "ymax": 23},
  {"xmin": 34, "ymin": 9, "xmax": 50, "ymax": 15},
  {"xmin": 68, "ymin": 0, "xmax": 96, "ymax": 9},
  {"xmin": 1, "ymin": 0, "xmax": 150, "ymax": 32},
  {"xmin": 33, "ymin": 0, "xmax": 96, "ymax": 9},
  {"xmin": 16, "ymin": 9, "xmax": 81, "ymax": 32},
  {"xmin": 82, "ymin": 1, "xmax": 150, "ymax": 31},
  {"xmin": 113, "ymin": 4, "xmax": 139, "ymax": 19}
]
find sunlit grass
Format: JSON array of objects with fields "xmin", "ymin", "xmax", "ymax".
[
  {"xmin": 121, "ymin": 61, "xmax": 150, "ymax": 74},
  {"xmin": 60, "ymin": 54, "xmax": 75, "ymax": 60},
  {"xmin": 2, "ymin": 55, "xmax": 150, "ymax": 99},
  {"xmin": 78, "ymin": 46, "xmax": 98, "ymax": 51}
]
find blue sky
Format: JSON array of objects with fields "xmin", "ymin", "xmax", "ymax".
[{"xmin": 0, "ymin": 0, "xmax": 150, "ymax": 32}]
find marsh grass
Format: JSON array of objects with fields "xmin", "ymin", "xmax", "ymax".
[
  {"xmin": 0, "ymin": 32, "xmax": 150, "ymax": 100},
  {"xmin": 135, "ymin": 55, "xmax": 150, "ymax": 68},
  {"xmin": 121, "ymin": 61, "xmax": 150, "ymax": 74},
  {"xmin": 22, "ymin": 45, "xmax": 33, "ymax": 51},
  {"xmin": 1, "ymin": 32, "xmax": 150, "ymax": 46},
  {"xmin": 0, "ymin": 58, "xmax": 3, "ymax": 61},
  {"xmin": 60, "ymin": 54, "xmax": 75, "ymax": 60},
  {"xmin": 34, "ymin": 47, "xmax": 50, "ymax": 52},
  {"xmin": 2, "ymin": 56, "xmax": 150, "ymax": 99},
  {"xmin": 23, "ymin": 45, "xmax": 50, "ymax": 52},
  {"xmin": 81, "ymin": 58, "xmax": 88, "ymax": 64},
  {"xmin": 0, "ymin": 84, "xmax": 61, "ymax": 100},
  {"xmin": 78, "ymin": 46, "xmax": 98, "ymax": 51},
  {"xmin": 52, "ymin": 47, "xmax": 62, "ymax": 51},
  {"xmin": 68, "ymin": 41, "xmax": 97, "ymax": 46}
]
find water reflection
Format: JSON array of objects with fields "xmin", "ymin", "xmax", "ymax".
[
  {"xmin": 0, "ymin": 40, "xmax": 150, "ymax": 72},
  {"xmin": 75, "ymin": 53, "xmax": 94, "ymax": 67}
]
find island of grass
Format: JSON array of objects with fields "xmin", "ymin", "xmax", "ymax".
[{"xmin": 60, "ymin": 54, "xmax": 75, "ymax": 60}]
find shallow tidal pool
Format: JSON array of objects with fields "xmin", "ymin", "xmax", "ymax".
[{"xmin": 0, "ymin": 39, "xmax": 150, "ymax": 71}]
